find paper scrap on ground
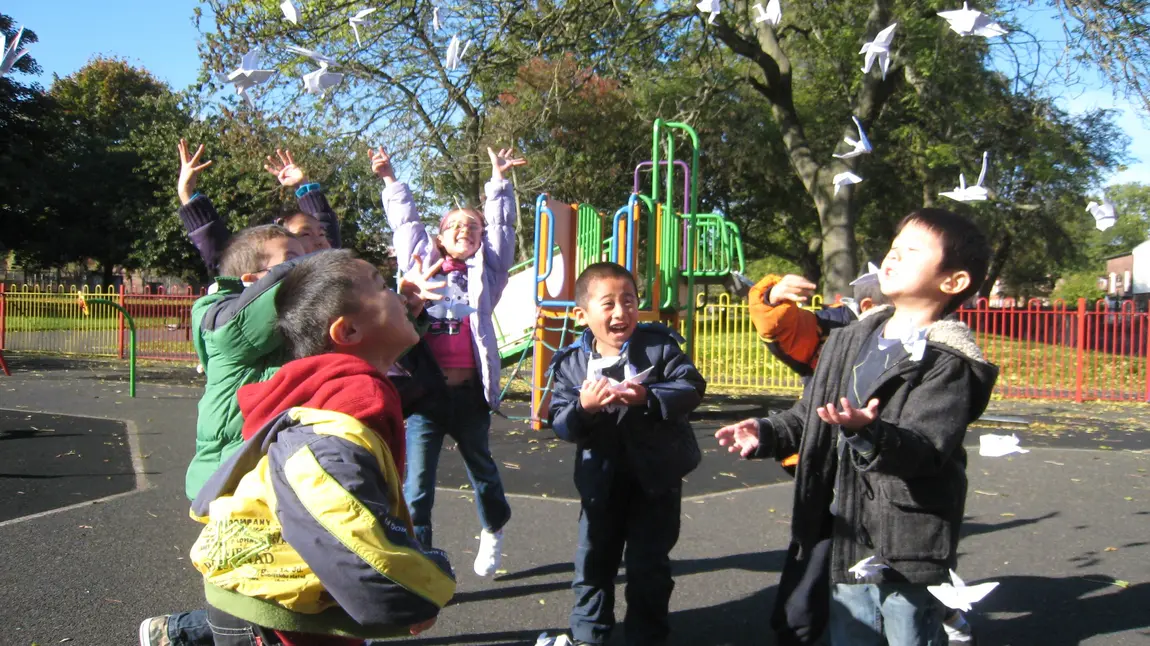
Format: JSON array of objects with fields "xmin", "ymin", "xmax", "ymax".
[
  {"xmin": 753, "ymin": 0, "xmax": 781, "ymax": 26},
  {"xmin": 979, "ymin": 433, "xmax": 1029, "ymax": 457},
  {"xmin": 1086, "ymin": 198, "xmax": 1117, "ymax": 232},
  {"xmin": 928, "ymin": 570, "xmax": 999, "ymax": 612},
  {"xmin": 833, "ymin": 171, "xmax": 864, "ymax": 195},
  {"xmin": 832, "ymin": 116, "xmax": 873, "ymax": 160},
  {"xmin": 849, "ymin": 556, "xmax": 889, "ymax": 580},
  {"xmin": 860, "ymin": 23, "xmax": 897, "ymax": 79},
  {"xmin": 697, "ymin": 0, "xmax": 720, "ymax": 24},
  {"xmin": 280, "ymin": 0, "xmax": 300, "ymax": 24},
  {"xmin": 939, "ymin": 151, "xmax": 989, "ymax": 202},
  {"xmin": 350, "ymin": 8, "xmax": 377, "ymax": 46},
  {"xmin": 937, "ymin": 2, "xmax": 1008, "ymax": 38}
]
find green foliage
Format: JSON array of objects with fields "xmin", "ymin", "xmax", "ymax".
[{"xmin": 1052, "ymin": 270, "xmax": 1106, "ymax": 303}]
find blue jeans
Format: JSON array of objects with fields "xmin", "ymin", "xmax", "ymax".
[
  {"xmin": 570, "ymin": 469, "xmax": 682, "ymax": 646},
  {"xmin": 829, "ymin": 583, "xmax": 945, "ymax": 646},
  {"xmin": 403, "ymin": 381, "xmax": 511, "ymax": 547},
  {"xmin": 166, "ymin": 609, "xmax": 213, "ymax": 645}
]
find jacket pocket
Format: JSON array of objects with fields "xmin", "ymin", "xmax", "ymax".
[
  {"xmin": 626, "ymin": 422, "xmax": 702, "ymax": 494},
  {"xmin": 877, "ymin": 479, "xmax": 955, "ymax": 561}
]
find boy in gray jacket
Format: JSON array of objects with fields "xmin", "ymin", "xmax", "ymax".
[{"xmin": 717, "ymin": 209, "xmax": 998, "ymax": 645}]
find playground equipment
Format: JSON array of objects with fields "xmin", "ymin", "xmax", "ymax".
[
  {"xmin": 491, "ymin": 120, "xmax": 746, "ymax": 428},
  {"xmin": 78, "ymin": 293, "xmax": 138, "ymax": 397}
]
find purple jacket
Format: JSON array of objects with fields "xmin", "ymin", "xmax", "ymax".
[
  {"xmin": 179, "ymin": 185, "xmax": 342, "ymax": 275},
  {"xmin": 382, "ymin": 179, "xmax": 516, "ymax": 410}
]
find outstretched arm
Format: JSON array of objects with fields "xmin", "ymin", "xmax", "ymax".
[
  {"xmin": 374, "ymin": 147, "xmax": 434, "ymax": 273},
  {"xmin": 482, "ymin": 147, "xmax": 527, "ymax": 301},
  {"xmin": 265, "ymin": 148, "xmax": 342, "ymax": 248},
  {"xmin": 176, "ymin": 139, "xmax": 229, "ymax": 275}
]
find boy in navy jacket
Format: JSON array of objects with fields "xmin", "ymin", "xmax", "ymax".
[{"xmin": 548, "ymin": 262, "xmax": 707, "ymax": 646}]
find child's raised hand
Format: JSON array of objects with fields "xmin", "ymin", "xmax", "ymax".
[
  {"xmin": 580, "ymin": 377, "xmax": 618, "ymax": 414},
  {"xmin": 817, "ymin": 397, "xmax": 880, "ymax": 431},
  {"xmin": 487, "ymin": 146, "xmax": 527, "ymax": 182},
  {"xmin": 398, "ymin": 255, "xmax": 446, "ymax": 315},
  {"xmin": 768, "ymin": 274, "xmax": 817, "ymax": 306},
  {"xmin": 715, "ymin": 418, "xmax": 761, "ymax": 458},
  {"xmin": 370, "ymin": 146, "xmax": 396, "ymax": 184},
  {"xmin": 263, "ymin": 149, "xmax": 307, "ymax": 188},
  {"xmin": 612, "ymin": 381, "xmax": 648, "ymax": 407},
  {"xmin": 177, "ymin": 139, "xmax": 213, "ymax": 205}
]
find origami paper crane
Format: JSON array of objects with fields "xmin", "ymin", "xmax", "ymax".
[
  {"xmin": 937, "ymin": 2, "xmax": 1008, "ymax": 38},
  {"xmin": 928, "ymin": 570, "xmax": 999, "ymax": 612},
  {"xmin": 226, "ymin": 51, "xmax": 277, "ymax": 107},
  {"xmin": 939, "ymin": 151, "xmax": 990, "ymax": 203},
  {"xmin": 833, "ymin": 171, "xmax": 864, "ymax": 195},
  {"xmin": 753, "ymin": 0, "xmax": 781, "ymax": 26},
  {"xmin": 860, "ymin": 23, "xmax": 897, "ymax": 79},
  {"xmin": 832, "ymin": 116, "xmax": 873, "ymax": 160},
  {"xmin": 1086, "ymin": 198, "xmax": 1117, "ymax": 232}
]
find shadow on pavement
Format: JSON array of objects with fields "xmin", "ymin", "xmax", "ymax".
[
  {"xmin": 960, "ymin": 511, "xmax": 1060, "ymax": 538},
  {"xmin": 977, "ymin": 575, "xmax": 1150, "ymax": 644}
]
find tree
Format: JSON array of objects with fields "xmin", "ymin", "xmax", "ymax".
[
  {"xmin": 1047, "ymin": 0, "xmax": 1150, "ymax": 116},
  {"xmin": 42, "ymin": 58, "xmax": 174, "ymax": 284},
  {"xmin": 1090, "ymin": 182, "xmax": 1150, "ymax": 261}
]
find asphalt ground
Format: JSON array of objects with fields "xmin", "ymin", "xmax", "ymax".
[{"xmin": 0, "ymin": 354, "xmax": 1147, "ymax": 645}]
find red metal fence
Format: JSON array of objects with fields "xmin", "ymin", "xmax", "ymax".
[{"xmin": 1, "ymin": 283, "xmax": 1147, "ymax": 402}]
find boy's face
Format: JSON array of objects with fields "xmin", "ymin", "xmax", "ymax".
[
  {"xmin": 338, "ymin": 259, "xmax": 419, "ymax": 365},
  {"xmin": 284, "ymin": 214, "xmax": 330, "ymax": 254},
  {"xmin": 879, "ymin": 221, "xmax": 968, "ymax": 307},
  {"xmin": 574, "ymin": 276, "xmax": 638, "ymax": 355},
  {"xmin": 437, "ymin": 210, "xmax": 483, "ymax": 261},
  {"xmin": 245, "ymin": 236, "xmax": 305, "ymax": 282}
]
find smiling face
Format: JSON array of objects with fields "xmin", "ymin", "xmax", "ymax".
[
  {"xmin": 574, "ymin": 275, "xmax": 639, "ymax": 356},
  {"xmin": 437, "ymin": 209, "xmax": 483, "ymax": 260},
  {"xmin": 282, "ymin": 213, "xmax": 330, "ymax": 253},
  {"xmin": 879, "ymin": 220, "xmax": 970, "ymax": 314}
]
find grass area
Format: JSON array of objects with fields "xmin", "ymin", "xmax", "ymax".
[{"xmin": 6, "ymin": 316, "xmax": 180, "ymax": 331}]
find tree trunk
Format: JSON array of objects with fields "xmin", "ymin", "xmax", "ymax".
[
  {"xmin": 101, "ymin": 259, "xmax": 115, "ymax": 288},
  {"xmin": 813, "ymin": 189, "xmax": 858, "ymax": 299},
  {"xmin": 982, "ymin": 233, "xmax": 1012, "ymax": 298}
]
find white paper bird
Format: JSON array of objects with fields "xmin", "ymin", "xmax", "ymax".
[
  {"xmin": 1086, "ymin": 198, "xmax": 1117, "ymax": 232},
  {"xmin": 226, "ymin": 51, "xmax": 277, "ymax": 107},
  {"xmin": 849, "ymin": 556, "xmax": 889, "ymax": 580},
  {"xmin": 425, "ymin": 282, "xmax": 477, "ymax": 320},
  {"xmin": 433, "ymin": 6, "xmax": 441, "ymax": 31},
  {"xmin": 285, "ymin": 45, "xmax": 337, "ymax": 67},
  {"xmin": 445, "ymin": 35, "xmax": 463, "ymax": 70},
  {"xmin": 928, "ymin": 570, "xmax": 999, "ymax": 612},
  {"xmin": 849, "ymin": 262, "xmax": 881, "ymax": 287},
  {"xmin": 350, "ymin": 8, "xmax": 377, "ymax": 47},
  {"xmin": 833, "ymin": 171, "xmax": 864, "ymax": 195},
  {"xmin": 979, "ymin": 433, "xmax": 1029, "ymax": 457},
  {"xmin": 697, "ymin": 0, "xmax": 720, "ymax": 25},
  {"xmin": 302, "ymin": 65, "xmax": 343, "ymax": 96},
  {"xmin": 939, "ymin": 151, "xmax": 990, "ymax": 202},
  {"xmin": 900, "ymin": 327, "xmax": 929, "ymax": 362},
  {"xmin": 0, "ymin": 26, "xmax": 30, "ymax": 77},
  {"xmin": 535, "ymin": 633, "xmax": 573, "ymax": 646},
  {"xmin": 460, "ymin": 39, "xmax": 473, "ymax": 59},
  {"xmin": 753, "ymin": 0, "xmax": 781, "ymax": 26},
  {"xmin": 860, "ymin": 23, "xmax": 897, "ymax": 80},
  {"xmin": 280, "ymin": 0, "xmax": 300, "ymax": 24},
  {"xmin": 937, "ymin": 2, "xmax": 1008, "ymax": 38},
  {"xmin": 832, "ymin": 116, "xmax": 873, "ymax": 160}
]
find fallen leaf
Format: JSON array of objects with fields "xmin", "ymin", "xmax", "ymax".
[
  {"xmin": 503, "ymin": 462, "xmax": 520, "ymax": 470},
  {"xmin": 1071, "ymin": 478, "xmax": 1082, "ymax": 482},
  {"xmin": 974, "ymin": 490, "xmax": 999, "ymax": 496},
  {"xmin": 539, "ymin": 599, "xmax": 546, "ymax": 605},
  {"xmin": 1043, "ymin": 460, "xmax": 1065, "ymax": 466},
  {"xmin": 60, "ymin": 639, "xmax": 73, "ymax": 643},
  {"xmin": 1104, "ymin": 546, "xmax": 1118, "ymax": 552},
  {"xmin": 768, "ymin": 508, "xmax": 775, "ymax": 513},
  {"xmin": 718, "ymin": 472, "xmax": 737, "ymax": 478},
  {"xmin": 1000, "ymin": 513, "xmax": 1016, "ymax": 517},
  {"xmin": 459, "ymin": 484, "xmax": 471, "ymax": 490},
  {"xmin": 1124, "ymin": 496, "xmax": 1133, "ymax": 501},
  {"xmin": 495, "ymin": 569, "xmax": 508, "ymax": 575}
]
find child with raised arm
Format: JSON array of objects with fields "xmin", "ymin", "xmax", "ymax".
[
  {"xmin": 548, "ymin": 262, "xmax": 707, "ymax": 646},
  {"xmin": 375, "ymin": 145, "xmax": 526, "ymax": 576},
  {"xmin": 176, "ymin": 140, "xmax": 341, "ymax": 275},
  {"xmin": 188, "ymin": 250, "xmax": 455, "ymax": 645},
  {"xmin": 716, "ymin": 209, "xmax": 998, "ymax": 646}
]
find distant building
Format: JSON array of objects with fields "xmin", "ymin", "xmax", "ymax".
[{"xmin": 1104, "ymin": 251, "xmax": 1135, "ymax": 297}]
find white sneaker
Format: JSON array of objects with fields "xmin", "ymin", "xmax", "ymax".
[
  {"xmin": 943, "ymin": 611, "xmax": 974, "ymax": 643},
  {"xmin": 473, "ymin": 527, "xmax": 504, "ymax": 577}
]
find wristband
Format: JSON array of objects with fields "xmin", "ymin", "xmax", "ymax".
[{"xmin": 295, "ymin": 183, "xmax": 322, "ymax": 198}]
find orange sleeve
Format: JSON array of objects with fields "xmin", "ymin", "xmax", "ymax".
[{"xmin": 748, "ymin": 274, "xmax": 823, "ymax": 371}]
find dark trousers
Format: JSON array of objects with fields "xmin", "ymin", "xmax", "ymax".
[
  {"xmin": 570, "ymin": 468, "xmax": 682, "ymax": 646},
  {"xmin": 205, "ymin": 607, "xmax": 284, "ymax": 646}
]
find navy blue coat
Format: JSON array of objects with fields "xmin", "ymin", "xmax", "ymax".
[{"xmin": 548, "ymin": 324, "xmax": 707, "ymax": 501}]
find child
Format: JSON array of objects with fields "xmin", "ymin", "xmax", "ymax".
[
  {"xmin": 548, "ymin": 262, "xmax": 707, "ymax": 646},
  {"xmin": 188, "ymin": 249, "xmax": 455, "ymax": 645},
  {"xmin": 716, "ymin": 209, "xmax": 998, "ymax": 646},
  {"xmin": 177, "ymin": 140, "xmax": 340, "ymax": 275},
  {"xmin": 376, "ymin": 144, "xmax": 526, "ymax": 575}
]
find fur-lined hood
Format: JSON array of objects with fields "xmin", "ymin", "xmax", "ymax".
[{"xmin": 857, "ymin": 304, "xmax": 988, "ymax": 364}]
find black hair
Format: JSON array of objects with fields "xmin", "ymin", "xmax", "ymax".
[
  {"xmin": 219, "ymin": 224, "xmax": 295, "ymax": 278},
  {"xmin": 852, "ymin": 276, "xmax": 888, "ymax": 307},
  {"xmin": 574, "ymin": 262, "xmax": 639, "ymax": 308},
  {"xmin": 895, "ymin": 208, "xmax": 990, "ymax": 314},
  {"xmin": 275, "ymin": 249, "xmax": 363, "ymax": 360}
]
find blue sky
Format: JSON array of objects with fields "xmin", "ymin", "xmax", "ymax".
[{"xmin": 7, "ymin": 1, "xmax": 1147, "ymax": 187}]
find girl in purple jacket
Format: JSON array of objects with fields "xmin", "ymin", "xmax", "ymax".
[{"xmin": 375, "ymin": 145, "xmax": 527, "ymax": 577}]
